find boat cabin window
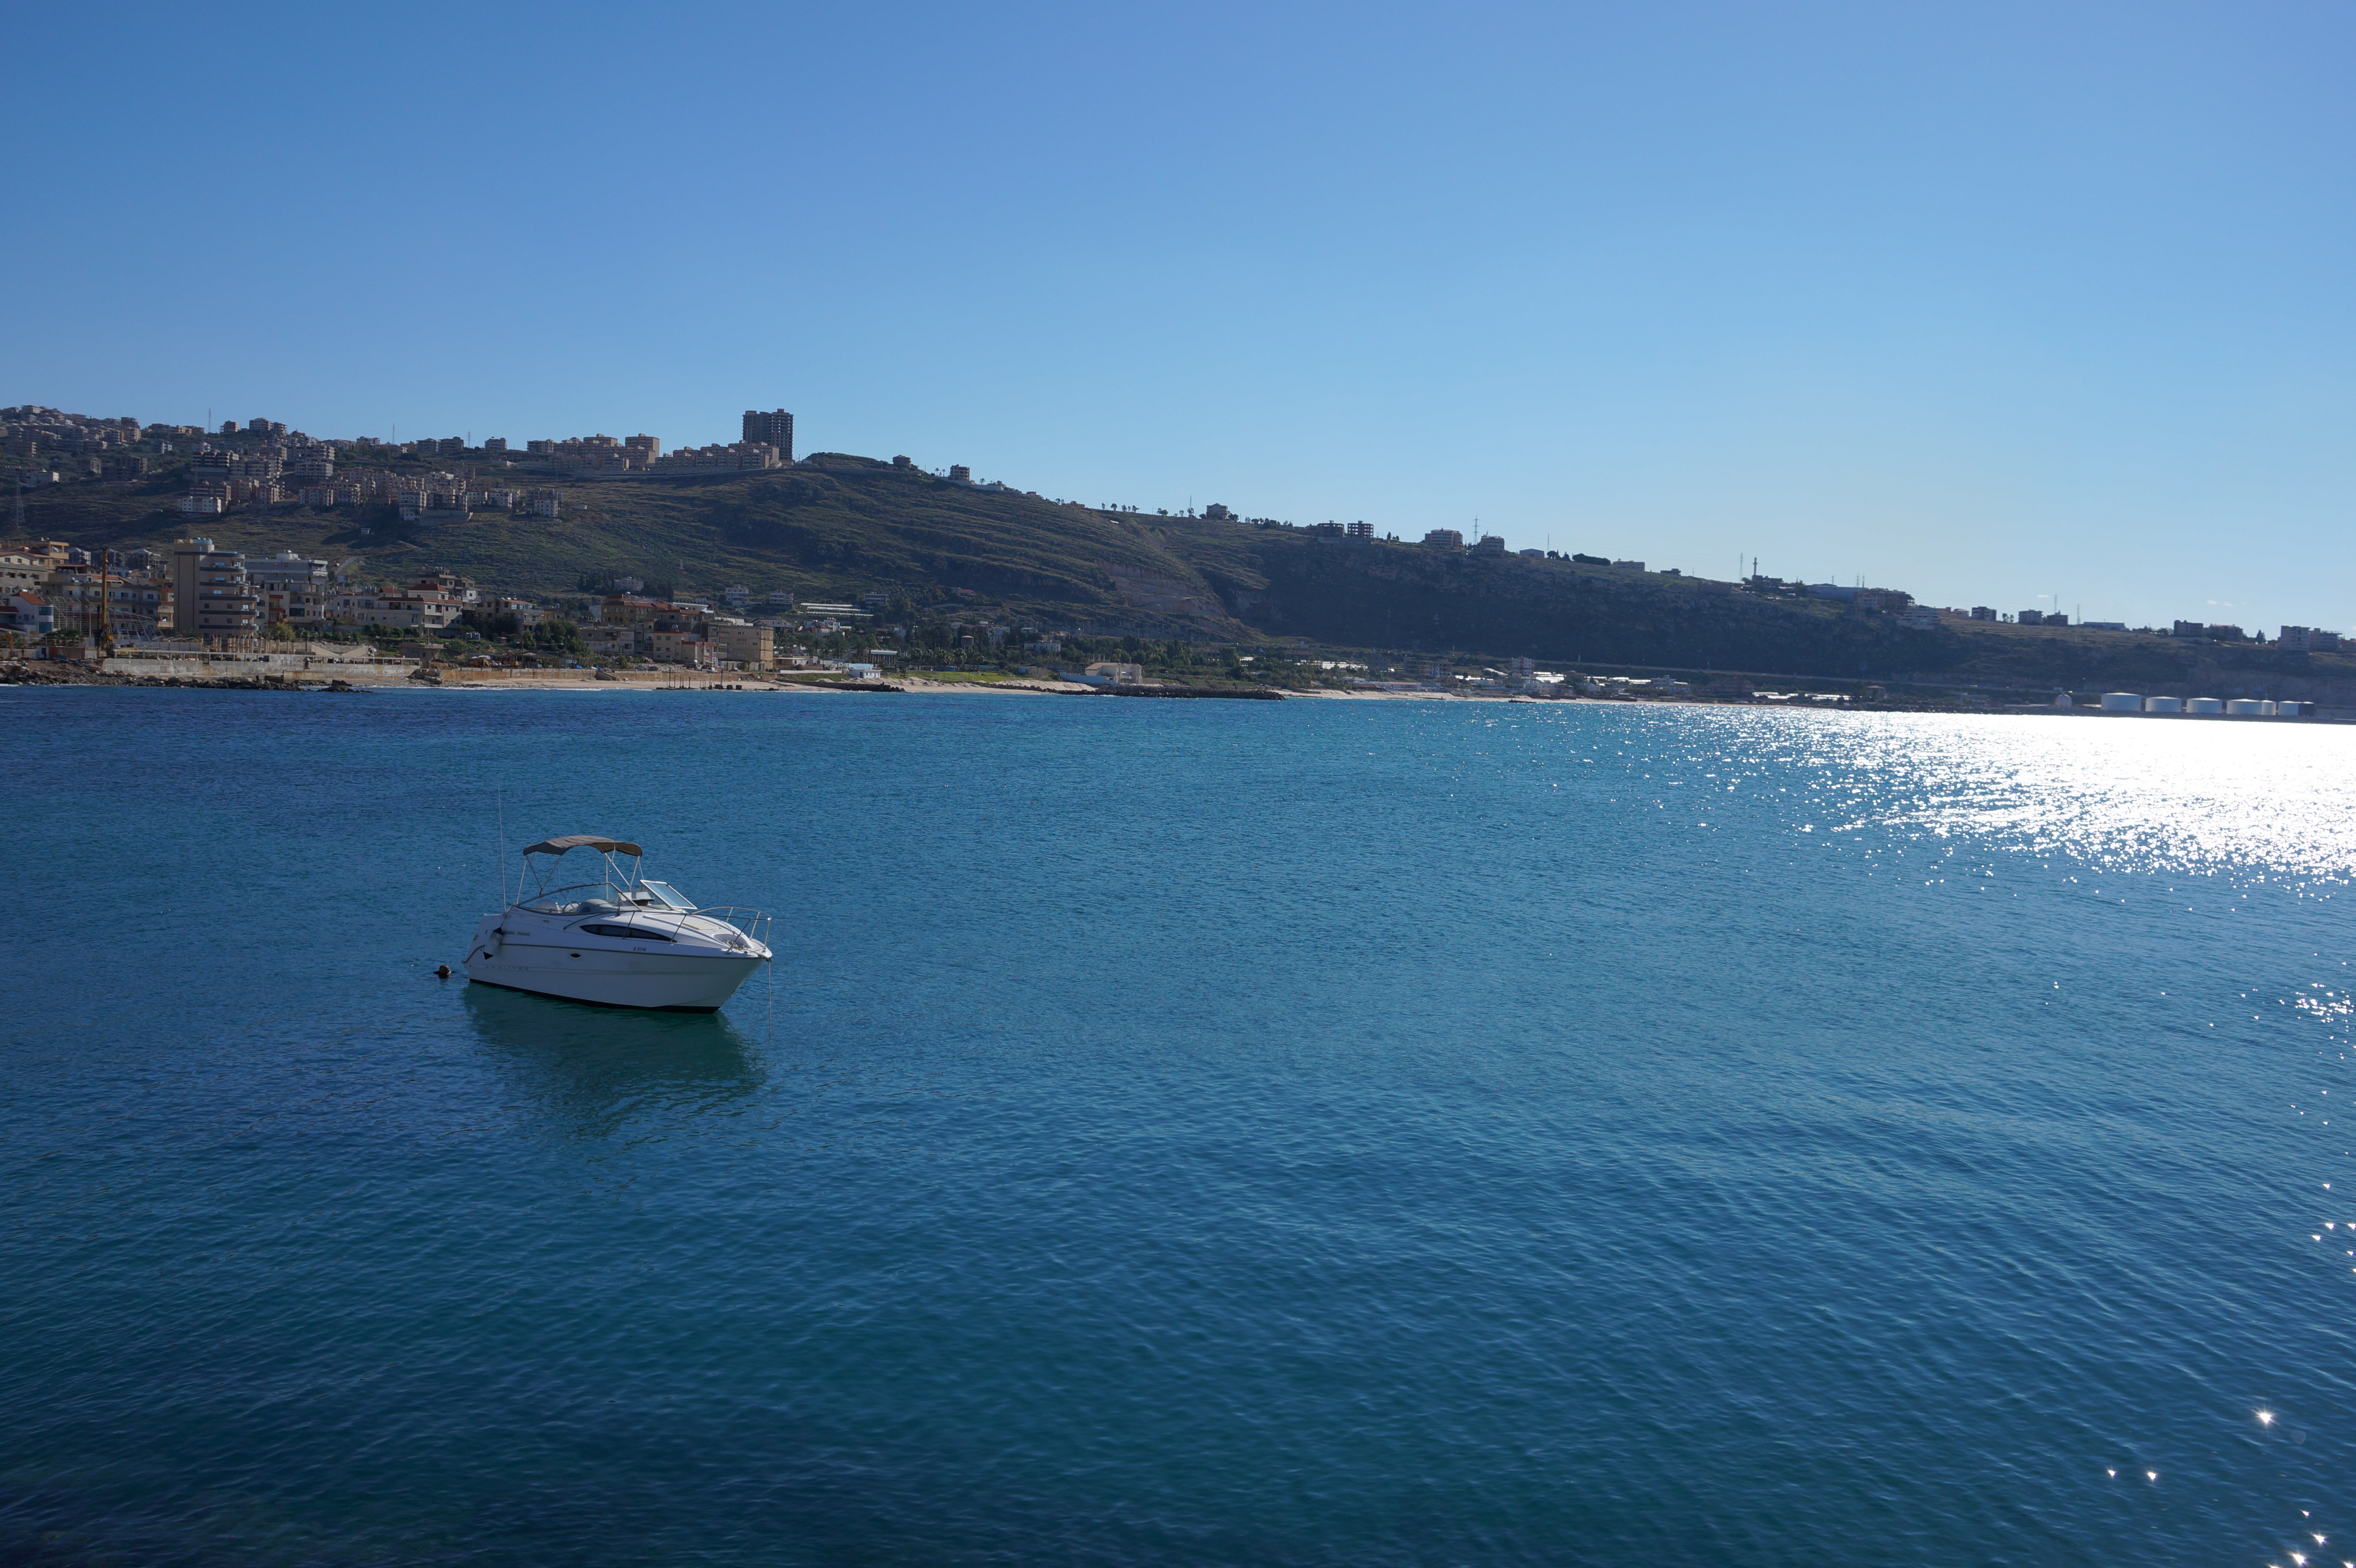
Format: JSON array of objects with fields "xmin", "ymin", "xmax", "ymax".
[
  {"xmin": 636, "ymin": 881, "xmax": 695, "ymax": 911},
  {"xmin": 576, "ymin": 923, "xmax": 676, "ymax": 942}
]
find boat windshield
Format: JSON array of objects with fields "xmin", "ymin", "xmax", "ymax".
[
  {"xmin": 520, "ymin": 882, "xmax": 629, "ymax": 915},
  {"xmin": 517, "ymin": 880, "xmax": 700, "ymax": 916},
  {"xmin": 636, "ymin": 880, "xmax": 696, "ymax": 911}
]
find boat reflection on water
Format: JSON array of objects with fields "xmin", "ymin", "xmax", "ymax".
[{"xmin": 461, "ymin": 982, "xmax": 763, "ymax": 1138}]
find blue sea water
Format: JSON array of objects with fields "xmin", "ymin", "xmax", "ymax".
[{"xmin": 3, "ymin": 686, "xmax": 2353, "ymax": 1566}]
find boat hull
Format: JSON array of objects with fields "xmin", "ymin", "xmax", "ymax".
[{"xmin": 464, "ymin": 943, "xmax": 763, "ymax": 1012}]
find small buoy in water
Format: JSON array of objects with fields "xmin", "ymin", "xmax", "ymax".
[{"xmin": 435, "ymin": 964, "xmax": 452, "ymax": 979}]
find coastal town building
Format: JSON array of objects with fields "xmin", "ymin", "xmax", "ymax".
[
  {"xmin": 598, "ymin": 594, "xmax": 677, "ymax": 628},
  {"xmin": 325, "ymin": 572, "xmax": 466, "ymax": 631},
  {"xmin": 44, "ymin": 568, "xmax": 165, "ymax": 639},
  {"xmin": 584, "ymin": 623, "xmax": 642, "ymax": 660},
  {"xmin": 542, "ymin": 434, "xmax": 662, "ymax": 473},
  {"xmin": 329, "ymin": 586, "xmax": 462, "ymax": 633},
  {"xmin": 412, "ymin": 569, "xmax": 479, "ymax": 606},
  {"xmin": 3, "ymin": 591, "xmax": 54, "ymax": 639},
  {"xmin": 709, "ymin": 620, "xmax": 774, "ymax": 670},
  {"xmin": 648, "ymin": 629, "xmax": 715, "ymax": 666},
  {"xmin": 652, "ymin": 442, "xmax": 781, "ymax": 472},
  {"xmin": 1423, "ymin": 529, "xmax": 1464, "ymax": 549},
  {"xmin": 171, "ymin": 538, "xmax": 261, "ymax": 640},
  {"xmin": 0, "ymin": 553, "xmax": 47, "ymax": 594},
  {"xmin": 241, "ymin": 553, "xmax": 335, "ymax": 627},
  {"xmin": 246, "ymin": 551, "xmax": 330, "ymax": 594},
  {"xmin": 741, "ymin": 410, "xmax": 794, "ymax": 461}
]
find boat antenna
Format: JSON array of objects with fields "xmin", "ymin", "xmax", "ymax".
[{"xmin": 496, "ymin": 787, "xmax": 508, "ymax": 907}]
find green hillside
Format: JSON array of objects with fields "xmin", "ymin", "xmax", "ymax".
[{"xmin": 16, "ymin": 450, "xmax": 2355, "ymax": 696}]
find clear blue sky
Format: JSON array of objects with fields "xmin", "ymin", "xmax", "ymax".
[{"xmin": 9, "ymin": 1, "xmax": 2352, "ymax": 630}]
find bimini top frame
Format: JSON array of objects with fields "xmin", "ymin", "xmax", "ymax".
[{"xmin": 519, "ymin": 835, "xmax": 646, "ymax": 902}]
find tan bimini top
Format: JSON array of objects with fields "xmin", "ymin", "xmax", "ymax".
[{"xmin": 520, "ymin": 835, "xmax": 646, "ymax": 857}]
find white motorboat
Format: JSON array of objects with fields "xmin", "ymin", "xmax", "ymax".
[{"xmin": 464, "ymin": 835, "xmax": 772, "ymax": 1012}]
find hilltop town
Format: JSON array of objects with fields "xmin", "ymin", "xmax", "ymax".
[{"xmin": 7, "ymin": 401, "xmax": 2353, "ymax": 706}]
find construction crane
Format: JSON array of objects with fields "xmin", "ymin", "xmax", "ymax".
[{"xmin": 95, "ymin": 548, "xmax": 116, "ymax": 653}]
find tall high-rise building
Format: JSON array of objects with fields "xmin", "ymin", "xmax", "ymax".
[
  {"xmin": 171, "ymin": 537, "xmax": 260, "ymax": 641},
  {"xmin": 742, "ymin": 410, "xmax": 794, "ymax": 461}
]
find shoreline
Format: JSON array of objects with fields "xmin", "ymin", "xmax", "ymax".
[{"xmin": 8, "ymin": 658, "xmax": 2352, "ymax": 719}]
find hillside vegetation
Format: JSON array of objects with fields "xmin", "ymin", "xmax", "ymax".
[{"xmin": 20, "ymin": 452, "xmax": 2356, "ymax": 697}]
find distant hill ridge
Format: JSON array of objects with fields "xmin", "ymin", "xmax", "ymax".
[{"xmin": 14, "ymin": 447, "xmax": 2355, "ymax": 695}]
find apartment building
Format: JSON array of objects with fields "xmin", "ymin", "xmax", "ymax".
[
  {"xmin": 261, "ymin": 584, "xmax": 331, "ymax": 627},
  {"xmin": 44, "ymin": 569, "xmax": 165, "ymax": 639},
  {"xmin": 0, "ymin": 553, "xmax": 47, "ymax": 594},
  {"xmin": 648, "ymin": 629, "xmax": 715, "ymax": 666},
  {"xmin": 410, "ymin": 570, "xmax": 479, "ymax": 606},
  {"xmin": 652, "ymin": 442, "xmax": 781, "ymax": 471},
  {"xmin": 583, "ymin": 623, "xmax": 643, "ymax": 660},
  {"xmin": 329, "ymin": 587, "xmax": 462, "ymax": 633},
  {"xmin": 246, "ymin": 552, "xmax": 334, "ymax": 628},
  {"xmin": 545, "ymin": 434, "xmax": 663, "ymax": 472},
  {"xmin": 709, "ymin": 620, "xmax": 774, "ymax": 670},
  {"xmin": 741, "ymin": 409, "xmax": 794, "ymax": 461},
  {"xmin": 171, "ymin": 537, "xmax": 261, "ymax": 640},
  {"xmin": 3, "ymin": 592, "xmax": 54, "ymax": 639},
  {"xmin": 246, "ymin": 551, "xmax": 329, "ymax": 593},
  {"xmin": 190, "ymin": 452, "xmax": 285, "ymax": 483}
]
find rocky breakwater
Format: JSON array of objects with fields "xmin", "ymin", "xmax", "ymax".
[
  {"xmin": 2, "ymin": 658, "xmax": 366, "ymax": 692},
  {"xmin": 1100, "ymin": 685, "xmax": 1286, "ymax": 700}
]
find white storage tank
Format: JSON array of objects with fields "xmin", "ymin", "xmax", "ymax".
[
  {"xmin": 2101, "ymin": 692, "xmax": 2142, "ymax": 711},
  {"xmin": 2145, "ymin": 695, "xmax": 2184, "ymax": 713},
  {"xmin": 2261, "ymin": 700, "xmax": 2280, "ymax": 715},
  {"xmin": 2187, "ymin": 697, "xmax": 2225, "ymax": 714},
  {"xmin": 2227, "ymin": 699, "xmax": 2264, "ymax": 715}
]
